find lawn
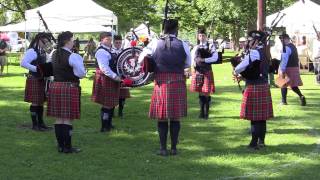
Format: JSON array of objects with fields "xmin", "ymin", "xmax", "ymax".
[{"xmin": 0, "ymin": 57, "xmax": 319, "ymax": 179}]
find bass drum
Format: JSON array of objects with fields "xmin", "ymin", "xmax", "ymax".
[{"xmin": 116, "ymin": 47, "xmax": 154, "ymax": 87}]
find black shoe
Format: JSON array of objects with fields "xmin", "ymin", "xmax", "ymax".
[
  {"xmin": 64, "ymin": 147, "xmax": 81, "ymax": 154},
  {"xmin": 170, "ymin": 149, "xmax": 178, "ymax": 156},
  {"xmin": 58, "ymin": 147, "xmax": 64, "ymax": 153},
  {"xmin": 258, "ymin": 140, "xmax": 266, "ymax": 148},
  {"xmin": 280, "ymin": 101, "xmax": 288, "ymax": 105},
  {"xmin": 300, "ymin": 96, "xmax": 306, "ymax": 106},
  {"xmin": 248, "ymin": 144, "xmax": 259, "ymax": 150},
  {"xmin": 156, "ymin": 149, "xmax": 169, "ymax": 156}
]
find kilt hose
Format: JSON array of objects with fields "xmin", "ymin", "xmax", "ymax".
[
  {"xmin": 47, "ymin": 82, "xmax": 81, "ymax": 120},
  {"xmin": 119, "ymin": 87, "xmax": 131, "ymax": 99},
  {"xmin": 149, "ymin": 73, "xmax": 187, "ymax": 120},
  {"xmin": 283, "ymin": 67, "xmax": 303, "ymax": 88},
  {"xmin": 240, "ymin": 83, "xmax": 274, "ymax": 121},
  {"xmin": 190, "ymin": 70, "xmax": 215, "ymax": 95},
  {"xmin": 91, "ymin": 69, "xmax": 120, "ymax": 107},
  {"xmin": 24, "ymin": 76, "xmax": 46, "ymax": 104}
]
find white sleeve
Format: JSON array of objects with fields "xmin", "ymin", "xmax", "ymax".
[
  {"xmin": 190, "ymin": 46, "xmax": 197, "ymax": 67},
  {"xmin": 95, "ymin": 49, "xmax": 117, "ymax": 79},
  {"xmin": 20, "ymin": 49, "xmax": 38, "ymax": 72},
  {"xmin": 182, "ymin": 41, "xmax": 191, "ymax": 68},
  {"xmin": 234, "ymin": 50, "xmax": 260, "ymax": 74},
  {"xmin": 204, "ymin": 49, "xmax": 218, "ymax": 63},
  {"xmin": 280, "ymin": 46, "xmax": 292, "ymax": 72},
  {"xmin": 69, "ymin": 53, "xmax": 86, "ymax": 78},
  {"xmin": 138, "ymin": 39, "xmax": 157, "ymax": 64}
]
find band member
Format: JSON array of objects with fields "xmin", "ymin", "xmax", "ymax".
[
  {"xmin": 138, "ymin": 19, "xmax": 191, "ymax": 156},
  {"xmin": 47, "ymin": 31, "xmax": 86, "ymax": 153},
  {"xmin": 113, "ymin": 35, "xmax": 130, "ymax": 117},
  {"xmin": 92, "ymin": 32, "xmax": 122, "ymax": 132},
  {"xmin": 21, "ymin": 32, "xmax": 54, "ymax": 131},
  {"xmin": 190, "ymin": 28, "xmax": 218, "ymax": 119},
  {"xmin": 234, "ymin": 31, "xmax": 273, "ymax": 150},
  {"xmin": 313, "ymin": 32, "xmax": 320, "ymax": 85},
  {"xmin": 279, "ymin": 33, "xmax": 306, "ymax": 106}
]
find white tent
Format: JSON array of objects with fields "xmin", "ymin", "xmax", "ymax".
[
  {"xmin": 134, "ymin": 23, "xmax": 156, "ymax": 37},
  {"xmin": 266, "ymin": 0, "xmax": 320, "ymax": 35},
  {"xmin": 0, "ymin": 0, "xmax": 117, "ymax": 33}
]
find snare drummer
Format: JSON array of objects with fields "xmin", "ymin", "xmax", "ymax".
[
  {"xmin": 91, "ymin": 32, "xmax": 122, "ymax": 132},
  {"xmin": 21, "ymin": 32, "xmax": 55, "ymax": 131}
]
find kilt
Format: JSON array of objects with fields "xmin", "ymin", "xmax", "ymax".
[
  {"xmin": 47, "ymin": 82, "xmax": 81, "ymax": 120},
  {"xmin": 190, "ymin": 70, "xmax": 215, "ymax": 94},
  {"xmin": 240, "ymin": 83, "xmax": 273, "ymax": 121},
  {"xmin": 284, "ymin": 67, "xmax": 303, "ymax": 87},
  {"xmin": 149, "ymin": 73, "xmax": 187, "ymax": 120},
  {"xmin": 24, "ymin": 76, "xmax": 46, "ymax": 104},
  {"xmin": 119, "ymin": 87, "xmax": 131, "ymax": 99},
  {"xmin": 91, "ymin": 69, "xmax": 120, "ymax": 107}
]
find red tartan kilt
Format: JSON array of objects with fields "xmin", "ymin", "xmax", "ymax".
[
  {"xmin": 119, "ymin": 88, "xmax": 131, "ymax": 99},
  {"xmin": 91, "ymin": 69, "xmax": 120, "ymax": 107},
  {"xmin": 47, "ymin": 82, "xmax": 81, "ymax": 120},
  {"xmin": 24, "ymin": 77, "xmax": 46, "ymax": 104},
  {"xmin": 190, "ymin": 71, "xmax": 215, "ymax": 94},
  {"xmin": 149, "ymin": 73, "xmax": 187, "ymax": 120},
  {"xmin": 240, "ymin": 83, "xmax": 273, "ymax": 121}
]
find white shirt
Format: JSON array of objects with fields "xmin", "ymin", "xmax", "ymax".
[
  {"xmin": 95, "ymin": 44, "xmax": 117, "ymax": 79},
  {"xmin": 191, "ymin": 42, "xmax": 218, "ymax": 67},
  {"xmin": 280, "ymin": 46, "xmax": 292, "ymax": 72},
  {"xmin": 138, "ymin": 35, "xmax": 191, "ymax": 68},
  {"xmin": 21, "ymin": 48, "xmax": 40, "ymax": 72},
  {"xmin": 61, "ymin": 47, "xmax": 86, "ymax": 78},
  {"xmin": 234, "ymin": 49, "xmax": 261, "ymax": 74}
]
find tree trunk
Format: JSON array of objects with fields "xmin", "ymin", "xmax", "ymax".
[{"xmin": 232, "ymin": 24, "xmax": 240, "ymax": 51}]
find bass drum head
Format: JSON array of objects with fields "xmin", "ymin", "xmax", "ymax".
[{"xmin": 117, "ymin": 47, "xmax": 154, "ymax": 87}]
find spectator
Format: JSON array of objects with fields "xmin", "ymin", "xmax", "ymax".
[
  {"xmin": 0, "ymin": 39, "xmax": 8, "ymax": 76},
  {"xmin": 84, "ymin": 38, "xmax": 96, "ymax": 61}
]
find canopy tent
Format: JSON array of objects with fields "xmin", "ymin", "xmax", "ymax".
[
  {"xmin": 0, "ymin": 20, "xmax": 112, "ymax": 33},
  {"xmin": 266, "ymin": 0, "xmax": 320, "ymax": 35},
  {"xmin": 0, "ymin": 0, "xmax": 117, "ymax": 33},
  {"xmin": 134, "ymin": 23, "xmax": 156, "ymax": 37}
]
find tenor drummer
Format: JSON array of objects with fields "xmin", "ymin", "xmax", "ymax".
[
  {"xmin": 91, "ymin": 32, "xmax": 122, "ymax": 132},
  {"xmin": 113, "ymin": 35, "xmax": 131, "ymax": 118},
  {"xmin": 21, "ymin": 32, "xmax": 55, "ymax": 131},
  {"xmin": 138, "ymin": 19, "xmax": 191, "ymax": 156}
]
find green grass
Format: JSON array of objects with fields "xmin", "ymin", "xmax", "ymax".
[{"xmin": 0, "ymin": 60, "xmax": 320, "ymax": 180}]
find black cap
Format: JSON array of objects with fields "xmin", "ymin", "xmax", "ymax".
[
  {"xmin": 114, "ymin": 35, "xmax": 122, "ymax": 40},
  {"xmin": 197, "ymin": 27, "xmax": 206, "ymax": 34},
  {"xmin": 247, "ymin": 30, "xmax": 266, "ymax": 42},
  {"xmin": 163, "ymin": 19, "xmax": 178, "ymax": 34},
  {"xmin": 279, "ymin": 33, "xmax": 290, "ymax": 40}
]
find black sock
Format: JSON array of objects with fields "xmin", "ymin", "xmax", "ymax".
[
  {"xmin": 281, "ymin": 88, "xmax": 288, "ymax": 103},
  {"xmin": 291, "ymin": 87, "xmax": 303, "ymax": 97},
  {"xmin": 119, "ymin": 99, "xmax": 125, "ymax": 111},
  {"xmin": 259, "ymin": 121, "xmax": 266, "ymax": 144},
  {"xmin": 30, "ymin": 105, "xmax": 38, "ymax": 128},
  {"xmin": 158, "ymin": 121, "xmax": 168, "ymax": 150},
  {"xmin": 63, "ymin": 124, "xmax": 73, "ymax": 150},
  {"xmin": 250, "ymin": 121, "xmax": 259, "ymax": 147},
  {"xmin": 54, "ymin": 124, "xmax": 64, "ymax": 150},
  {"xmin": 205, "ymin": 96, "xmax": 211, "ymax": 118},
  {"xmin": 109, "ymin": 108, "xmax": 114, "ymax": 127},
  {"xmin": 37, "ymin": 106, "xmax": 45, "ymax": 125},
  {"xmin": 101, "ymin": 108, "xmax": 110, "ymax": 129},
  {"xmin": 199, "ymin": 96, "xmax": 205, "ymax": 117},
  {"xmin": 170, "ymin": 121, "xmax": 180, "ymax": 150}
]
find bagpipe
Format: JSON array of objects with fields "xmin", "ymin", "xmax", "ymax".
[
  {"xmin": 230, "ymin": 11, "xmax": 285, "ymax": 90},
  {"xmin": 35, "ymin": 10, "xmax": 56, "ymax": 79},
  {"xmin": 115, "ymin": 22, "xmax": 154, "ymax": 87}
]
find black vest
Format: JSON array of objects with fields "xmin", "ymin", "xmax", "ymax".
[
  {"xmin": 153, "ymin": 36, "xmax": 187, "ymax": 74},
  {"xmin": 195, "ymin": 43, "xmax": 213, "ymax": 73},
  {"xmin": 95, "ymin": 46, "xmax": 117, "ymax": 73},
  {"xmin": 286, "ymin": 43, "xmax": 299, "ymax": 68},
  {"xmin": 52, "ymin": 48, "xmax": 79, "ymax": 83},
  {"xmin": 29, "ymin": 48, "xmax": 47, "ymax": 78},
  {"xmin": 244, "ymin": 48, "xmax": 269, "ymax": 85}
]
